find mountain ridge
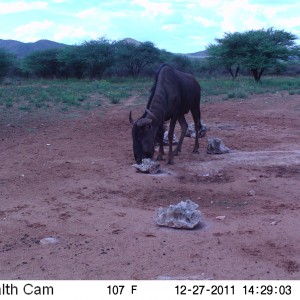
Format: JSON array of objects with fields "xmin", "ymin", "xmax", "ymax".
[
  {"xmin": 0, "ymin": 39, "xmax": 67, "ymax": 58},
  {"xmin": 0, "ymin": 38, "xmax": 207, "ymax": 58}
]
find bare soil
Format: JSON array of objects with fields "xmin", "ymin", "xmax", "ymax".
[{"xmin": 0, "ymin": 92, "xmax": 299, "ymax": 280}]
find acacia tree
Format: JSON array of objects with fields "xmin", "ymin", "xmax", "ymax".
[
  {"xmin": 242, "ymin": 28, "xmax": 298, "ymax": 81},
  {"xmin": 22, "ymin": 48, "xmax": 62, "ymax": 78},
  {"xmin": 115, "ymin": 41, "xmax": 160, "ymax": 77},
  {"xmin": 207, "ymin": 32, "xmax": 245, "ymax": 79},
  {"xmin": 79, "ymin": 38, "xmax": 114, "ymax": 79},
  {"xmin": 58, "ymin": 45, "xmax": 86, "ymax": 79},
  {"xmin": 207, "ymin": 28, "xmax": 299, "ymax": 82},
  {"xmin": 58, "ymin": 38, "xmax": 114, "ymax": 79},
  {"xmin": 0, "ymin": 49, "xmax": 16, "ymax": 79}
]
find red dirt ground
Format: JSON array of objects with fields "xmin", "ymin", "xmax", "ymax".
[{"xmin": 0, "ymin": 92, "xmax": 299, "ymax": 280}]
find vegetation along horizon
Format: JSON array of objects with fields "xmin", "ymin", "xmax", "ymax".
[{"xmin": 0, "ymin": 28, "xmax": 299, "ymax": 115}]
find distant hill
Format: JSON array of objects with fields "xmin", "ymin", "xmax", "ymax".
[
  {"xmin": 121, "ymin": 38, "xmax": 141, "ymax": 45},
  {"xmin": 0, "ymin": 39, "xmax": 67, "ymax": 58},
  {"xmin": 184, "ymin": 50, "xmax": 208, "ymax": 59},
  {"xmin": 0, "ymin": 38, "xmax": 207, "ymax": 59},
  {"xmin": 121, "ymin": 38, "xmax": 207, "ymax": 58}
]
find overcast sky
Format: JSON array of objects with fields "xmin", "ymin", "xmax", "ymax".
[{"xmin": 1, "ymin": 0, "xmax": 299, "ymax": 53}]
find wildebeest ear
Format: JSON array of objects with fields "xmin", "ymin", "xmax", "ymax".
[{"xmin": 136, "ymin": 118, "xmax": 152, "ymax": 127}]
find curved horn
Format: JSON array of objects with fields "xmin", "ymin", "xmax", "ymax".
[
  {"xmin": 145, "ymin": 109, "xmax": 157, "ymax": 120},
  {"xmin": 136, "ymin": 118, "xmax": 152, "ymax": 127},
  {"xmin": 129, "ymin": 111, "xmax": 134, "ymax": 125}
]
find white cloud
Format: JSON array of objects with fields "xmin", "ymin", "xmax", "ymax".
[
  {"xmin": 131, "ymin": 0, "xmax": 173, "ymax": 18},
  {"xmin": 273, "ymin": 17, "xmax": 300, "ymax": 30},
  {"xmin": 212, "ymin": 0, "xmax": 300, "ymax": 34},
  {"xmin": 12, "ymin": 19, "xmax": 106, "ymax": 44},
  {"xmin": 54, "ymin": 25, "xmax": 103, "ymax": 42},
  {"xmin": 0, "ymin": 1, "xmax": 48, "ymax": 14},
  {"xmin": 14, "ymin": 20, "xmax": 53, "ymax": 42},
  {"xmin": 194, "ymin": 16, "xmax": 218, "ymax": 28},
  {"xmin": 198, "ymin": 0, "xmax": 223, "ymax": 8},
  {"xmin": 75, "ymin": 7, "xmax": 127, "ymax": 20},
  {"xmin": 75, "ymin": 8, "xmax": 98, "ymax": 19},
  {"xmin": 162, "ymin": 24, "xmax": 178, "ymax": 32},
  {"xmin": 1, "ymin": 0, "xmax": 299, "ymax": 53},
  {"xmin": 214, "ymin": 0, "xmax": 270, "ymax": 33}
]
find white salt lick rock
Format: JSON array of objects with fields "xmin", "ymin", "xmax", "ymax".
[
  {"xmin": 132, "ymin": 158, "xmax": 161, "ymax": 174},
  {"xmin": 207, "ymin": 137, "xmax": 230, "ymax": 154},
  {"xmin": 156, "ymin": 199, "xmax": 202, "ymax": 229}
]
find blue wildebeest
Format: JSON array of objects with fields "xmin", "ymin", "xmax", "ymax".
[{"xmin": 129, "ymin": 64, "xmax": 206, "ymax": 164}]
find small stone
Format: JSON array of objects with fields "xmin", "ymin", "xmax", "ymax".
[
  {"xmin": 186, "ymin": 123, "xmax": 196, "ymax": 137},
  {"xmin": 216, "ymin": 216, "xmax": 226, "ymax": 221},
  {"xmin": 207, "ymin": 137, "xmax": 230, "ymax": 154},
  {"xmin": 248, "ymin": 176, "xmax": 257, "ymax": 182},
  {"xmin": 156, "ymin": 199, "xmax": 201, "ymax": 229},
  {"xmin": 271, "ymin": 221, "xmax": 278, "ymax": 226},
  {"xmin": 185, "ymin": 122, "xmax": 207, "ymax": 138},
  {"xmin": 247, "ymin": 190, "xmax": 256, "ymax": 196},
  {"xmin": 40, "ymin": 237, "xmax": 59, "ymax": 245},
  {"xmin": 132, "ymin": 158, "xmax": 161, "ymax": 174}
]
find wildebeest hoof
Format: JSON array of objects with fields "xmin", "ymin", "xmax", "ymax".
[
  {"xmin": 192, "ymin": 149, "xmax": 199, "ymax": 154},
  {"xmin": 167, "ymin": 159, "xmax": 174, "ymax": 165}
]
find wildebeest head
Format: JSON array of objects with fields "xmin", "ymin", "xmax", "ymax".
[{"xmin": 129, "ymin": 111, "xmax": 157, "ymax": 164}]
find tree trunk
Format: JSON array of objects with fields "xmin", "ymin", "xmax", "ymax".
[
  {"xmin": 226, "ymin": 66, "xmax": 235, "ymax": 79},
  {"xmin": 234, "ymin": 65, "xmax": 240, "ymax": 78},
  {"xmin": 227, "ymin": 65, "xmax": 240, "ymax": 79},
  {"xmin": 251, "ymin": 69, "xmax": 260, "ymax": 82},
  {"xmin": 251, "ymin": 68, "xmax": 265, "ymax": 82},
  {"xmin": 259, "ymin": 68, "xmax": 265, "ymax": 80}
]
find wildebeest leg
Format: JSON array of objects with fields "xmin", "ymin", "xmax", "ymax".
[
  {"xmin": 156, "ymin": 123, "xmax": 165, "ymax": 160},
  {"xmin": 167, "ymin": 117, "xmax": 177, "ymax": 164},
  {"xmin": 191, "ymin": 109, "xmax": 200, "ymax": 153},
  {"xmin": 157, "ymin": 142, "xmax": 164, "ymax": 160},
  {"xmin": 174, "ymin": 115, "xmax": 188, "ymax": 156}
]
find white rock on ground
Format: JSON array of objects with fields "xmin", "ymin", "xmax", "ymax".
[
  {"xmin": 185, "ymin": 123, "xmax": 208, "ymax": 138},
  {"xmin": 156, "ymin": 199, "xmax": 201, "ymax": 229},
  {"xmin": 207, "ymin": 137, "xmax": 231, "ymax": 154},
  {"xmin": 132, "ymin": 158, "xmax": 161, "ymax": 174},
  {"xmin": 40, "ymin": 237, "xmax": 59, "ymax": 245},
  {"xmin": 163, "ymin": 131, "xmax": 178, "ymax": 145}
]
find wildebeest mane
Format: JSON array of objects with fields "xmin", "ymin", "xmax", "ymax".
[{"xmin": 145, "ymin": 64, "xmax": 169, "ymax": 112}]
